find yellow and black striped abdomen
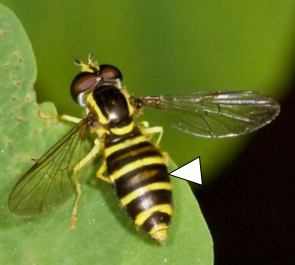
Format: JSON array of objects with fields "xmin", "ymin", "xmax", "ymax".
[{"xmin": 104, "ymin": 127, "xmax": 173, "ymax": 244}]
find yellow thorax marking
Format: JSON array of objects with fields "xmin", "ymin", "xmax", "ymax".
[
  {"xmin": 110, "ymin": 121, "xmax": 134, "ymax": 135},
  {"xmin": 86, "ymin": 93, "xmax": 108, "ymax": 125},
  {"xmin": 122, "ymin": 88, "xmax": 135, "ymax": 116}
]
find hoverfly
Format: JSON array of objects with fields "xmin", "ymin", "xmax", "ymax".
[{"xmin": 8, "ymin": 54, "xmax": 280, "ymax": 244}]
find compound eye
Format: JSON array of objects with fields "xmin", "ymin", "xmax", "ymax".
[
  {"xmin": 100, "ymin": 64, "xmax": 123, "ymax": 81},
  {"xmin": 70, "ymin": 72, "xmax": 97, "ymax": 103}
]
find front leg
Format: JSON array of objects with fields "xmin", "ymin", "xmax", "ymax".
[{"xmin": 39, "ymin": 111, "xmax": 82, "ymax": 124}]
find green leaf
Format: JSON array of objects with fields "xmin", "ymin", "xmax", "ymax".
[{"xmin": 0, "ymin": 5, "xmax": 213, "ymax": 265}]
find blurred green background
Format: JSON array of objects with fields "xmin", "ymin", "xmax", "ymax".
[{"xmin": 1, "ymin": 0, "xmax": 294, "ymax": 183}]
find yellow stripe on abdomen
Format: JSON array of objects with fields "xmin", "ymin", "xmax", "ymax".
[
  {"xmin": 120, "ymin": 182, "xmax": 172, "ymax": 207},
  {"xmin": 134, "ymin": 204, "xmax": 173, "ymax": 226},
  {"xmin": 105, "ymin": 135, "xmax": 147, "ymax": 158},
  {"xmin": 110, "ymin": 156, "xmax": 165, "ymax": 181}
]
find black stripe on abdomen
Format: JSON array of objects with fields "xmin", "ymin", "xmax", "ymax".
[
  {"xmin": 113, "ymin": 164, "xmax": 169, "ymax": 198},
  {"xmin": 125, "ymin": 189, "xmax": 172, "ymax": 220},
  {"xmin": 141, "ymin": 212, "xmax": 171, "ymax": 234}
]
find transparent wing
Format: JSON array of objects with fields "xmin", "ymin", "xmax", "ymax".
[
  {"xmin": 135, "ymin": 91, "xmax": 280, "ymax": 138},
  {"xmin": 8, "ymin": 118, "xmax": 90, "ymax": 216}
]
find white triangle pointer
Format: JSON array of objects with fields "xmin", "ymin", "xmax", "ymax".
[{"xmin": 168, "ymin": 157, "xmax": 202, "ymax": 185}]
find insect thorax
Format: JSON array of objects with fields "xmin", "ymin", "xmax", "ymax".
[{"xmin": 86, "ymin": 85, "xmax": 135, "ymax": 135}]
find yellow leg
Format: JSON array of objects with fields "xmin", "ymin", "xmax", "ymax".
[
  {"xmin": 71, "ymin": 177, "xmax": 82, "ymax": 229},
  {"xmin": 139, "ymin": 121, "xmax": 168, "ymax": 164},
  {"xmin": 137, "ymin": 121, "xmax": 149, "ymax": 129},
  {"xmin": 96, "ymin": 162, "xmax": 112, "ymax": 184},
  {"xmin": 71, "ymin": 138, "xmax": 102, "ymax": 229},
  {"xmin": 140, "ymin": 121, "xmax": 164, "ymax": 147},
  {"xmin": 39, "ymin": 111, "xmax": 82, "ymax": 124}
]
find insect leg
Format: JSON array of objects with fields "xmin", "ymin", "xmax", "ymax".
[
  {"xmin": 140, "ymin": 121, "xmax": 164, "ymax": 147},
  {"xmin": 139, "ymin": 121, "xmax": 169, "ymax": 165},
  {"xmin": 58, "ymin": 115, "xmax": 82, "ymax": 123},
  {"xmin": 137, "ymin": 121, "xmax": 149, "ymax": 129},
  {"xmin": 96, "ymin": 162, "xmax": 112, "ymax": 184},
  {"xmin": 71, "ymin": 138, "xmax": 102, "ymax": 229},
  {"xmin": 39, "ymin": 111, "xmax": 82, "ymax": 124}
]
